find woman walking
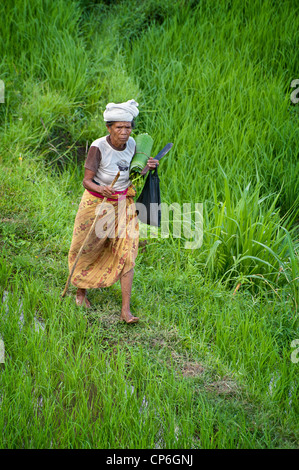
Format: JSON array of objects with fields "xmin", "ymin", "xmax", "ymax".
[{"xmin": 67, "ymin": 100, "xmax": 157, "ymax": 323}]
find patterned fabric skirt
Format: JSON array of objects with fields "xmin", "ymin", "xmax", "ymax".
[{"xmin": 68, "ymin": 186, "xmax": 139, "ymax": 289}]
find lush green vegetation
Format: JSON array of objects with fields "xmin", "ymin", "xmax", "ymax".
[{"xmin": 0, "ymin": 0, "xmax": 298, "ymax": 448}]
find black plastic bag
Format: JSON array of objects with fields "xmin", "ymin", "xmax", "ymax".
[{"xmin": 136, "ymin": 167, "xmax": 161, "ymax": 227}]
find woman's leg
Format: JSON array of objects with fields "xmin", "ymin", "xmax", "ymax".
[
  {"xmin": 76, "ymin": 288, "xmax": 91, "ymax": 308},
  {"xmin": 120, "ymin": 269, "xmax": 139, "ymax": 323}
]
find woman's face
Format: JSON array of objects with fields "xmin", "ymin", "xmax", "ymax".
[{"xmin": 107, "ymin": 121, "xmax": 132, "ymax": 148}]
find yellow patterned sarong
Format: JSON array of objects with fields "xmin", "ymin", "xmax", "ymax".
[{"xmin": 68, "ymin": 186, "xmax": 139, "ymax": 289}]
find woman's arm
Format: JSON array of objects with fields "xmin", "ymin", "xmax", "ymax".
[
  {"xmin": 83, "ymin": 146, "xmax": 113, "ymax": 197},
  {"xmin": 83, "ymin": 169, "xmax": 113, "ymax": 197}
]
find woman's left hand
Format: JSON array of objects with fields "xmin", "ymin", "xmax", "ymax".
[{"xmin": 147, "ymin": 157, "xmax": 159, "ymax": 169}]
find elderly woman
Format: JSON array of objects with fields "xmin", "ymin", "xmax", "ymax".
[{"xmin": 67, "ymin": 100, "xmax": 157, "ymax": 323}]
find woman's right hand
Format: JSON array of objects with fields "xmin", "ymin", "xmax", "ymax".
[
  {"xmin": 82, "ymin": 169, "xmax": 114, "ymax": 197},
  {"xmin": 100, "ymin": 185, "xmax": 113, "ymax": 197}
]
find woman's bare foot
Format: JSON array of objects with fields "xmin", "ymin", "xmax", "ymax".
[
  {"xmin": 120, "ymin": 310, "xmax": 139, "ymax": 324},
  {"xmin": 76, "ymin": 288, "xmax": 91, "ymax": 308}
]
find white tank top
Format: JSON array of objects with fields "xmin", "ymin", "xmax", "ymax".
[{"xmin": 91, "ymin": 136, "xmax": 135, "ymax": 191}]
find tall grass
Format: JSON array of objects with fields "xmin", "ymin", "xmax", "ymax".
[
  {"xmin": 124, "ymin": 0, "xmax": 299, "ymax": 214},
  {"xmin": 122, "ymin": 0, "xmax": 299, "ymax": 301},
  {"xmin": 201, "ymin": 174, "xmax": 298, "ymax": 301}
]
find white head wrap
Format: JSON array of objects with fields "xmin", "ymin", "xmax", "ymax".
[{"xmin": 103, "ymin": 99, "xmax": 139, "ymax": 122}]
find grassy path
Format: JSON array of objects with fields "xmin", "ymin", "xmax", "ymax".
[{"xmin": 0, "ymin": 159, "xmax": 298, "ymax": 448}]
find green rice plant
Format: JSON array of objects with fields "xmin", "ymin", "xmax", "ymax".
[
  {"xmin": 124, "ymin": 0, "xmax": 299, "ymax": 214},
  {"xmin": 201, "ymin": 173, "xmax": 298, "ymax": 295}
]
